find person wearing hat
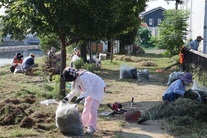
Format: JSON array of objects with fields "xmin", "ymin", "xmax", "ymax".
[
  {"xmin": 61, "ymin": 67, "xmax": 106, "ymax": 134},
  {"xmin": 162, "ymin": 72, "xmax": 193, "ymax": 102},
  {"xmin": 189, "ymin": 36, "xmax": 204, "ymax": 51},
  {"xmin": 22, "ymin": 53, "xmax": 38, "ymax": 75},
  {"xmin": 10, "ymin": 53, "xmax": 24, "ymax": 73}
]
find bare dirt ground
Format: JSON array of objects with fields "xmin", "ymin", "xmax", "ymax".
[
  {"xmin": 117, "ymin": 50, "xmax": 174, "ymax": 138},
  {"xmin": 92, "ymin": 49, "xmax": 175, "ymax": 138},
  {"xmin": 96, "ymin": 71, "xmax": 174, "ymax": 138},
  {"xmin": 0, "ymin": 49, "xmax": 176, "ymax": 138}
]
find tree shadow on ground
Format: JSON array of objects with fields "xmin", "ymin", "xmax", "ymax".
[{"xmin": 62, "ymin": 130, "xmax": 153, "ymax": 138}]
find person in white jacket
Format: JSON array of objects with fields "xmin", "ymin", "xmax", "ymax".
[{"xmin": 61, "ymin": 67, "xmax": 106, "ymax": 134}]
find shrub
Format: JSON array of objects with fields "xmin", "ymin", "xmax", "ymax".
[{"xmin": 73, "ymin": 59, "xmax": 84, "ymax": 69}]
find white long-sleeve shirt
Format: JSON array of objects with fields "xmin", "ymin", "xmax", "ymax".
[{"xmin": 66, "ymin": 71, "xmax": 106, "ymax": 102}]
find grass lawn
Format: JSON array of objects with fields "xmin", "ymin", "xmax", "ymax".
[{"xmin": 0, "ymin": 50, "xmax": 207, "ymax": 138}]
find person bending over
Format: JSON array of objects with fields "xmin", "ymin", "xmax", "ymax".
[{"xmin": 61, "ymin": 67, "xmax": 106, "ymax": 134}]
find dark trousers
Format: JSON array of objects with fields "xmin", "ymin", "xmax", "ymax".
[{"xmin": 162, "ymin": 93, "xmax": 181, "ymax": 102}]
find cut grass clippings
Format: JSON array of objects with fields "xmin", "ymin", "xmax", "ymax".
[{"xmin": 1, "ymin": 51, "xmax": 207, "ymax": 137}]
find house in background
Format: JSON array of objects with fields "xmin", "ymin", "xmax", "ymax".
[
  {"xmin": 140, "ymin": 6, "xmax": 166, "ymax": 36},
  {"xmin": 90, "ymin": 40, "xmax": 120, "ymax": 54}
]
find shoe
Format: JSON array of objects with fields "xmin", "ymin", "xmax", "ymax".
[{"xmin": 86, "ymin": 126, "xmax": 95, "ymax": 134}]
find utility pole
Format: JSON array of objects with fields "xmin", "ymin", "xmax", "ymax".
[{"xmin": 203, "ymin": 0, "xmax": 207, "ymax": 53}]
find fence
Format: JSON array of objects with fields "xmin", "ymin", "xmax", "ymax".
[
  {"xmin": 0, "ymin": 45, "xmax": 40, "ymax": 52},
  {"xmin": 182, "ymin": 48, "xmax": 207, "ymax": 86}
]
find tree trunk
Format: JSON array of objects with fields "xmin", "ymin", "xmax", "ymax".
[
  {"xmin": 175, "ymin": 2, "xmax": 178, "ymax": 10},
  {"xmin": 119, "ymin": 42, "xmax": 126, "ymax": 54},
  {"xmin": 80, "ymin": 42, "xmax": 87, "ymax": 62},
  {"xmin": 88, "ymin": 41, "xmax": 92, "ymax": 63},
  {"xmin": 59, "ymin": 35, "xmax": 66, "ymax": 99},
  {"xmin": 110, "ymin": 39, "xmax": 114, "ymax": 62}
]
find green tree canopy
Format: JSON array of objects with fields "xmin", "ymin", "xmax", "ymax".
[
  {"xmin": 0, "ymin": 0, "xmax": 147, "ymax": 98},
  {"xmin": 137, "ymin": 27, "xmax": 152, "ymax": 47},
  {"xmin": 39, "ymin": 33, "xmax": 61, "ymax": 54},
  {"xmin": 150, "ymin": 9, "xmax": 189, "ymax": 56}
]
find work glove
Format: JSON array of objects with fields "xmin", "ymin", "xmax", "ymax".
[
  {"xmin": 74, "ymin": 97, "xmax": 85, "ymax": 103},
  {"xmin": 62, "ymin": 97, "xmax": 68, "ymax": 103}
]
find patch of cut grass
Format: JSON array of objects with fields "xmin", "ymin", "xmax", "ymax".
[{"xmin": 0, "ymin": 127, "xmax": 38, "ymax": 138}]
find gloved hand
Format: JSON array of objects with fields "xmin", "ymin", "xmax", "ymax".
[
  {"xmin": 62, "ymin": 97, "xmax": 68, "ymax": 103},
  {"xmin": 74, "ymin": 97, "xmax": 85, "ymax": 103}
]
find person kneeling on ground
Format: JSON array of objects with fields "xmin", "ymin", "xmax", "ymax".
[
  {"xmin": 61, "ymin": 67, "xmax": 106, "ymax": 134},
  {"xmin": 22, "ymin": 53, "xmax": 38, "ymax": 75},
  {"xmin": 162, "ymin": 72, "xmax": 193, "ymax": 102},
  {"xmin": 11, "ymin": 52, "xmax": 24, "ymax": 73}
]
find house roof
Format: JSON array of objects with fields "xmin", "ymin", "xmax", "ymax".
[{"xmin": 141, "ymin": 6, "xmax": 166, "ymax": 17}]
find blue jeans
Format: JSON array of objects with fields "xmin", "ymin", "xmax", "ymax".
[{"xmin": 162, "ymin": 93, "xmax": 181, "ymax": 102}]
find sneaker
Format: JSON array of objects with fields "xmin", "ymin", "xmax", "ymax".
[{"xmin": 86, "ymin": 126, "xmax": 95, "ymax": 134}]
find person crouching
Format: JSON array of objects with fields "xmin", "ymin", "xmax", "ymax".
[
  {"xmin": 162, "ymin": 72, "xmax": 193, "ymax": 102},
  {"xmin": 22, "ymin": 53, "xmax": 38, "ymax": 75}
]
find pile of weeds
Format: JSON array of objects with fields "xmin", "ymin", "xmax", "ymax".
[
  {"xmin": 0, "ymin": 97, "xmax": 55, "ymax": 130},
  {"xmin": 139, "ymin": 98, "xmax": 207, "ymax": 136},
  {"xmin": 140, "ymin": 98, "xmax": 207, "ymax": 122}
]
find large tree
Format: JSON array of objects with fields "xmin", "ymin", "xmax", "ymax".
[{"xmin": 0, "ymin": 0, "xmax": 147, "ymax": 98}]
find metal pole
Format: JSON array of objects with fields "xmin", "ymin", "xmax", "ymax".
[
  {"xmin": 203, "ymin": 0, "xmax": 207, "ymax": 53},
  {"xmin": 189, "ymin": 0, "xmax": 193, "ymax": 39}
]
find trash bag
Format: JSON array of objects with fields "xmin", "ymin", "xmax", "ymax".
[
  {"xmin": 55, "ymin": 101, "xmax": 84, "ymax": 136},
  {"xmin": 191, "ymin": 80, "xmax": 207, "ymax": 102},
  {"xmin": 130, "ymin": 68, "xmax": 138, "ymax": 79},
  {"xmin": 167, "ymin": 71, "xmax": 184, "ymax": 85},
  {"xmin": 137, "ymin": 69, "xmax": 149, "ymax": 82},
  {"xmin": 192, "ymin": 80, "xmax": 207, "ymax": 93},
  {"xmin": 120, "ymin": 65, "xmax": 137, "ymax": 79}
]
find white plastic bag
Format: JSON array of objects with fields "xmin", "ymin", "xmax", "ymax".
[
  {"xmin": 120, "ymin": 64, "xmax": 137, "ymax": 79},
  {"xmin": 190, "ymin": 80, "xmax": 207, "ymax": 102},
  {"xmin": 167, "ymin": 71, "xmax": 184, "ymax": 85},
  {"xmin": 40, "ymin": 99, "xmax": 59, "ymax": 106},
  {"xmin": 192, "ymin": 80, "xmax": 207, "ymax": 92},
  {"xmin": 137, "ymin": 69, "xmax": 149, "ymax": 82},
  {"xmin": 14, "ymin": 64, "xmax": 23, "ymax": 73},
  {"xmin": 55, "ymin": 101, "xmax": 84, "ymax": 136}
]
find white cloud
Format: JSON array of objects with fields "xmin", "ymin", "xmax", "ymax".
[{"xmin": 145, "ymin": 0, "xmax": 175, "ymax": 11}]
